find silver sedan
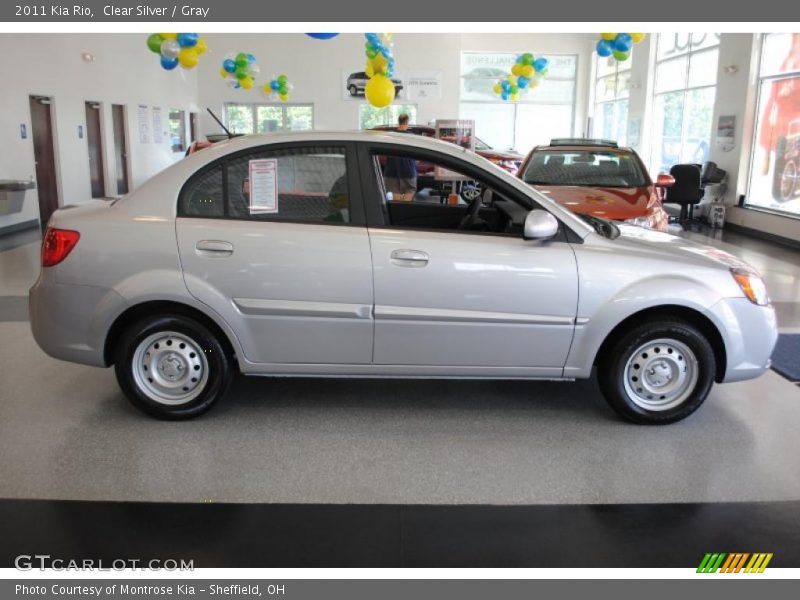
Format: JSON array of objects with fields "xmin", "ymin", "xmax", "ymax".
[{"xmin": 29, "ymin": 131, "xmax": 777, "ymax": 423}]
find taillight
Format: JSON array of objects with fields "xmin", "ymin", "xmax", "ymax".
[{"xmin": 42, "ymin": 227, "xmax": 80, "ymax": 267}]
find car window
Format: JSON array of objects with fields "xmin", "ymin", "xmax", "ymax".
[
  {"xmin": 521, "ymin": 150, "xmax": 647, "ymax": 188},
  {"xmin": 179, "ymin": 145, "xmax": 351, "ymax": 224}
]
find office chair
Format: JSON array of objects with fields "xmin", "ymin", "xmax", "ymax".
[{"xmin": 664, "ymin": 163, "xmax": 702, "ymax": 223}]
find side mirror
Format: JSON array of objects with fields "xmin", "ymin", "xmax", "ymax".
[
  {"xmin": 655, "ymin": 173, "xmax": 675, "ymax": 188},
  {"xmin": 523, "ymin": 209, "xmax": 559, "ymax": 241}
]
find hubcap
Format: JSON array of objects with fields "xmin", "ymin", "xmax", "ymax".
[
  {"xmin": 623, "ymin": 338, "xmax": 698, "ymax": 411},
  {"xmin": 131, "ymin": 331, "xmax": 209, "ymax": 406}
]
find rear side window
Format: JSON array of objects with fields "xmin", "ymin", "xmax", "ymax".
[{"xmin": 178, "ymin": 145, "xmax": 350, "ymax": 224}]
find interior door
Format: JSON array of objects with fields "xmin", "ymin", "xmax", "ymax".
[
  {"xmin": 28, "ymin": 96, "xmax": 59, "ymax": 228},
  {"xmin": 111, "ymin": 104, "xmax": 130, "ymax": 195},
  {"xmin": 84, "ymin": 101, "xmax": 106, "ymax": 198}
]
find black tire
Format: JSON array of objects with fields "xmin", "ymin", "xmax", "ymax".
[
  {"xmin": 114, "ymin": 314, "xmax": 233, "ymax": 420},
  {"xmin": 348, "ymin": 84, "xmax": 359, "ymax": 97},
  {"xmin": 597, "ymin": 319, "xmax": 715, "ymax": 424}
]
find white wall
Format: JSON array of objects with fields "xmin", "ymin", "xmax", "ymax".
[{"xmin": 0, "ymin": 34, "xmax": 199, "ymax": 230}]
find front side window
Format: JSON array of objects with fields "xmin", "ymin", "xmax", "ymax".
[
  {"xmin": 520, "ymin": 150, "xmax": 647, "ymax": 187},
  {"xmin": 179, "ymin": 145, "xmax": 350, "ymax": 224}
]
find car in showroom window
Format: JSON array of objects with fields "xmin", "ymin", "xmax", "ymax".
[
  {"xmin": 29, "ymin": 131, "xmax": 777, "ymax": 425},
  {"xmin": 517, "ymin": 139, "xmax": 673, "ymax": 231}
]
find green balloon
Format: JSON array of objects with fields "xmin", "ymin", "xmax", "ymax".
[
  {"xmin": 510, "ymin": 84, "xmax": 519, "ymax": 94},
  {"xmin": 522, "ymin": 52, "xmax": 534, "ymax": 65},
  {"xmin": 146, "ymin": 33, "xmax": 163, "ymax": 54},
  {"xmin": 235, "ymin": 53, "xmax": 249, "ymax": 68},
  {"xmin": 277, "ymin": 74, "xmax": 288, "ymax": 84},
  {"xmin": 613, "ymin": 49, "xmax": 630, "ymax": 61},
  {"xmin": 279, "ymin": 85, "xmax": 289, "ymax": 95},
  {"xmin": 235, "ymin": 67, "xmax": 248, "ymax": 80}
]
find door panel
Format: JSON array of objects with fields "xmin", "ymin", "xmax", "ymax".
[
  {"xmin": 28, "ymin": 96, "xmax": 59, "ymax": 227},
  {"xmin": 111, "ymin": 104, "xmax": 129, "ymax": 195},
  {"xmin": 84, "ymin": 101, "xmax": 105, "ymax": 198},
  {"xmin": 368, "ymin": 229, "xmax": 578, "ymax": 371}
]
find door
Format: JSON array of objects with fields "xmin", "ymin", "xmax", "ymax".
[
  {"xmin": 189, "ymin": 112, "xmax": 198, "ymax": 145},
  {"xmin": 176, "ymin": 143, "xmax": 374, "ymax": 365},
  {"xmin": 84, "ymin": 101, "xmax": 105, "ymax": 198},
  {"xmin": 28, "ymin": 96, "xmax": 59, "ymax": 228},
  {"xmin": 111, "ymin": 104, "xmax": 130, "ymax": 195},
  {"xmin": 363, "ymin": 144, "xmax": 579, "ymax": 374}
]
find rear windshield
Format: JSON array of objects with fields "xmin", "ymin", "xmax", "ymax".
[{"xmin": 521, "ymin": 150, "xmax": 647, "ymax": 188}]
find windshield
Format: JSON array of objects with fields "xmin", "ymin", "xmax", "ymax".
[{"xmin": 521, "ymin": 150, "xmax": 647, "ymax": 188}]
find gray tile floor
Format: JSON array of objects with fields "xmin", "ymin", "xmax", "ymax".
[{"xmin": 0, "ymin": 225, "xmax": 799, "ymax": 505}]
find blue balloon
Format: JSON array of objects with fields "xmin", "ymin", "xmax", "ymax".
[
  {"xmin": 306, "ymin": 33, "xmax": 339, "ymax": 40},
  {"xmin": 518, "ymin": 76, "xmax": 529, "ymax": 89},
  {"xmin": 365, "ymin": 33, "xmax": 380, "ymax": 45},
  {"xmin": 223, "ymin": 59, "xmax": 236, "ymax": 74},
  {"xmin": 614, "ymin": 33, "xmax": 633, "ymax": 52},
  {"xmin": 177, "ymin": 32, "xmax": 198, "ymax": 48},
  {"xmin": 270, "ymin": 80, "xmax": 280, "ymax": 91},
  {"xmin": 596, "ymin": 39, "xmax": 613, "ymax": 57},
  {"xmin": 501, "ymin": 91, "xmax": 509, "ymax": 101},
  {"xmin": 501, "ymin": 80, "xmax": 511, "ymax": 91},
  {"xmin": 247, "ymin": 53, "xmax": 256, "ymax": 63},
  {"xmin": 533, "ymin": 57, "xmax": 549, "ymax": 72},
  {"xmin": 160, "ymin": 56, "xmax": 179, "ymax": 70}
]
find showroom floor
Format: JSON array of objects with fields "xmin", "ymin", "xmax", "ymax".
[{"xmin": 0, "ymin": 225, "xmax": 799, "ymax": 506}]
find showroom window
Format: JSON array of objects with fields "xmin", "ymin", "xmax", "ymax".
[
  {"xmin": 459, "ymin": 52, "xmax": 578, "ymax": 154},
  {"xmin": 359, "ymin": 103, "xmax": 418, "ymax": 129},
  {"xmin": 169, "ymin": 109, "xmax": 186, "ymax": 153},
  {"xmin": 650, "ymin": 33, "xmax": 720, "ymax": 174},
  {"xmin": 593, "ymin": 56, "xmax": 630, "ymax": 145},
  {"xmin": 746, "ymin": 33, "xmax": 800, "ymax": 216},
  {"xmin": 179, "ymin": 146, "xmax": 350, "ymax": 224},
  {"xmin": 224, "ymin": 103, "xmax": 314, "ymax": 134}
]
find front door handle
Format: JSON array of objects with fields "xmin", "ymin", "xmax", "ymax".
[
  {"xmin": 390, "ymin": 249, "xmax": 429, "ymax": 267},
  {"xmin": 195, "ymin": 240, "xmax": 234, "ymax": 256}
]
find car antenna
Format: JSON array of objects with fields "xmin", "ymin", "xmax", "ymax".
[{"xmin": 207, "ymin": 108, "xmax": 235, "ymax": 138}]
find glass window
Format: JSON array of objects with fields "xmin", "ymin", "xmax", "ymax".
[
  {"xmin": 459, "ymin": 52, "xmax": 577, "ymax": 154},
  {"xmin": 593, "ymin": 55, "xmax": 631, "ymax": 146},
  {"xmin": 169, "ymin": 109, "xmax": 186, "ymax": 153},
  {"xmin": 179, "ymin": 165, "xmax": 224, "ymax": 217},
  {"xmin": 746, "ymin": 33, "xmax": 800, "ymax": 216},
  {"xmin": 650, "ymin": 33, "xmax": 719, "ymax": 174},
  {"xmin": 358, "ymin": 104, "xmax": 418, "ymax": 129},
  {"xmin": 519, "ymin": 149, "xmax": 647, "ymax": 187},
  {"xmin": 224, "ymin": 104, "xmax": 315, "ymax": 134}
]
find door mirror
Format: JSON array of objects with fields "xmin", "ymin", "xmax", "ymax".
[
  {"xmin": 523, "ymin": 209, "xmax": 559, "ymax": 241},
  {"xmin": 655, "ymin": 173, "xmax": 675, "ymax": 188}
]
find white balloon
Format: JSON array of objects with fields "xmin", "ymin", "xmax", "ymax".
[
  {"xmin": 248, "ymin": 63, "xmax": 261, "ymax": 76},
  {"xmin": 160, "ymin": 39, "xmax": 180, "ymax": 59}
]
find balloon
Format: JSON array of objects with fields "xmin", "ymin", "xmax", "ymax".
[
  {"xmin": 223, "ymin": 58, "xmax": 236, "ymax": 73},
  {"xmin": 235, "ymin": 53, "xmax": 249, "ymax": 68},
  {"xmin": 195, "ymin": 38, "xmax": 208, "ymax": 55},
  {"xmin": 241, "ymin": 77, "xmax": 254, "ymax": 90},
  {"xmin": 511, "ymin": 93, "xmax": 520, "ymax": 102},
  {"xmin": 220, "ymin": 67, "xmax": 229, "ymax": 79},
  {"xmin": 277, "ymin": 74, "xmax": 288, "ymax": 85},
  {"xmin": 279, "ymin": 94, "xmax": 289, "ymax": 101},
  {"xmin": 160, "ymin": 39, "xmax": 180, "ymax": 59},
  {"xmin": 364, "ymin": 74, "xmax": 395, "ymax": 108},
  {"xmin": 613, "ymin": 49, "xmax": 631, "ymax": 61},
  {"xmin": 234, "ymin": 67, "xmax": 248, "ymax": 80},
  {"xmin": 601, "ymin": 33, "xmax": 617, "ymax": 40},
  {"xmin": 365, "ymin": 60, "xmax": 375, "ymax": 78},
  {"xmin": 501, "ymin": 91, "xmax": 509, "ymax": 101},
  {"xmin": 160, "ymin": 56, "xmax": 179, "ymax": 70},
  {"xmin": 521, "ymin": 65, "xmax": 534, "ymax": 78},
  {"xmin": 493, "ymin": 83, "xmax": 503, "ymax": 94},
  {"xmin": 521, "ymin": 52, "xmax": 534, "ymax": 65},
  {"xmin": 177, "ymin": 33, "xmax": 198, "ymax": 48},
  {"xmin": 159, "ymin": 33, "xmax": 178, "ymax": 40},
  {"xmin": 147, "ymin": 33, "xmax": 163, "ymax": 53},
  {"xmin": 631, "ymin": 33, "xmax": 646, "ymax": 44},
  {"xmin": 517, "ymin": 76, "xmax": 529, "ymax": 89},
  {"xmin": 511, "ymin": 64, "xmax": 522, "ymax": 76},
  {"xmin": 247, "ymin": 63, "xmax": 261, "ymax": 76},
  {"xmin": 596, "ymin": 39, "xmax": 613, "ymax": 57},
  {"xmin": 614, "ymin": 33, "xmax": 633, "ymax": 52},
  {"xmin": 178, "ymin": 48, "xmax": 199, "ymax": 69},
  {"xmin": 306, "ymin": 33, "xmax": 339, "ymax": 39},
  {"xmin": 533, "ymin": 57, "xmax": 549, "ymax": 72}
]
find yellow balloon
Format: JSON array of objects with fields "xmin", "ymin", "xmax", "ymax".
[
  {"xmin": 195, "ymin": 38, "xmax": 208, "ymax": 54},
  {"xmin": 178, "ymin": 48, "xmax": 199, "ymax": 69},
  {"xmin": 262, "ymin": 83, "xmax": 271, "ymax": 93},
  {"xmin": 365, "ymin": 60, "xmax": 375, "ymax": 78},
  {"xmin": 511, "ymin": 64, "xmax": 521, "ymax": 76},
  {"xmin": 511, "ymin": 93, "xmax": 520, "ymax": 102},
  {"xmin": 159, "ymin": 32, "xmax": 178, "ymax": 40},
  {"xmin": 493, "ymin": 82, "xmax": 503, "ymax": 94},
  {"xmin": 279, "ymin": 94, "xmax": 289, "ymax": 102},
  {"xmin": 365, "ymin": 74, "xmax": 395, "ymax": 108},
  {"xmin": 220, "ymin": 67, "xmax": 229, "ymax": 79},
  {"xmin": 522, "ymin": 65, "xmax": 534, "ymax": 78},
  {"xmin": 507, "ymin": 74, "xmax": 517, "ymax": 84},
  {"xmin": 372, "ymin": 53, "xmax": 389, "ymax": 75},
  {"xmin": 601, "ymin": 33, "xmax": 617, "ymax": 40},
  {"xmin": 631, "ymin": 33, "xmax": 646, "ymax": 44},
  {"xmin": 241, "ymin": 77, "xmax": 253, "ymax": 90}
]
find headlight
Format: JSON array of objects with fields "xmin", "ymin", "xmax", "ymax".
[
  {"xmin": 731, "ymin": 268, "xmax": 770, "ymax": 306},
  {"xmin": 624, "ymin": 216, "xmax": 652, "ymax": 229}
]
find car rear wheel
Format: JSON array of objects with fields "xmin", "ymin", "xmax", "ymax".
[
  {"xmin": 114, "ymin": 315, "xmax": 233, "ymax": 419},
  {"xmin": 348, "ymin": 84, "xmax": 358, "ymax": 96},
  {"xmin": 597, "ymin": 319, "xmax": 715, "ymax": 424}
]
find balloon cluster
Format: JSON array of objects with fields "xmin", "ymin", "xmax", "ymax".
[
  {"xmin": 147, "ymin": 33, "xmax": 207, "ymax": 70},
  {"xmin": 493, "ymin": 53, "xmax": 549, "ymax": 102},
  {"xmin": 219, "ymin": 52, "xmax": 260, "ymax": 90},
  {"xmin": 263, "ymin": 75, "xmax": 293, "ymax": 102},
  {"xmin": 305, "ymin": 33, "xmax": 339, "ymax": 40},
  {"xmin": 363, "ymin": 32, "xmax": 397, "ymax": 108},
  {"xmin": 595, "ymin": 33, "xmax": 646, "ymax": 62}
]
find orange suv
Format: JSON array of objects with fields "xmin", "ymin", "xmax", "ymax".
[{"xmin": 517, "ymin": 139, "xmax": 674, "ymax": 231}]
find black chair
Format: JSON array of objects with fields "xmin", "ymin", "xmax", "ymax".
[{"xmin": 664, "ymin": 163, "xmax": 702, "ymax": 222}]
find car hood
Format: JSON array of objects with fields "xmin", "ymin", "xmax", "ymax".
[{"xmin": 533, "ymin": 185, "xmax": 651, "ymax": 220}]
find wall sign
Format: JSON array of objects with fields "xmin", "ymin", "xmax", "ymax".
[
  {"xmin": 716, "ymin": 115, "xmax": 736, "ymax": 152},
  {"xmin": 20, "ymin": 124, "xmax": 27, "ymax": 139},
  {"xmin": 152, "ymin": 107, "xmax": 163, "ymax": 145},
  {"xmin": 78, "ymin": 125, "xmax": 83, "ymax": 139},
  {"xmin": 137, "ymin": 105, "xmax": 149, "ymax": 143},
  {"xmin": 405, "ymin": 71, "xmax": 442, "ymax": 100}
]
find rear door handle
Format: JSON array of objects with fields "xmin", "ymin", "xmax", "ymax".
[
  {"xmin": 390, "ymin": 249, "xmax": 429, "ymax": 267},
  {"xmin": 195, "ymin": 240, "xmax": 234, "ymax": 256}
]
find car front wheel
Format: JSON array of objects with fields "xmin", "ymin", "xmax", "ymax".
[
  {"xmin": 597, "ymin": 319, "xmax": 715, "ymax": 424},
  {"xmin": 114, "ymin": 315, "xmax": 233, "ymax": 419}
]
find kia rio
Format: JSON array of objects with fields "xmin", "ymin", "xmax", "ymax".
[{"xmin": 29, "ymin": 131, "xmax": 777, "ymax": 423}]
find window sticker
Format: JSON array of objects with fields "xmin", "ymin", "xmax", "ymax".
[{"xmin": 248, "ymin": 158, "xmax": 278, "ymax": 213}]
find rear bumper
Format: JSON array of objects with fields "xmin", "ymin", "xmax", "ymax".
[{"xmin": 710, "ymin": 297, "xmax": 778, "ymax": 383}]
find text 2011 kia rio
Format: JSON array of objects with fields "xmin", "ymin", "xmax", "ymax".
[{"xmin": 29, "ymin": 131, "xmax": 777, "ymax": 423}]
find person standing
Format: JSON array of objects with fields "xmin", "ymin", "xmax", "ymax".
[{"xmin": 384, "ymin": 114, "xmax": 418, "ymax": 201}]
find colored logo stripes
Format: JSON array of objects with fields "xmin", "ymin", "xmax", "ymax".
[{"xmin": 697, "ymin": 553, "xmax": 773, "ymax": 573}]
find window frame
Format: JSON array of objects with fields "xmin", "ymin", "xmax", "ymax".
[
  {"xmin": 177, "ymin": 141, "xmax": 366, "ymax": 227},
  {"xmin": 593, "ymin": 56, "xmax": 631, "ymax": 145},
  {"xmin": 223, "ymin": 102, "xmax": 315, "ymax": 134},
  {"xmin": 358, "ymin": 103, "xmax": 419, "ymax": 129},
  {"xmin": 169, "ymin": 109, "xmax": 187, "ymax": 153}
]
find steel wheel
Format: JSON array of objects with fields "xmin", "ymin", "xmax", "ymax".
[
  {"xmin": 623, "ymin": 338, "xmax": 699, "ymax": 411},
  {"xmin": 131, "ymin": 331, "xmax": 209, "ymax": 406}
]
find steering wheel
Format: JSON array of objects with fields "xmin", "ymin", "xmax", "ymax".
[
  {"xmin": 460, "ymin": 184, "xmax": 482, "ymax": 203},
  {"xmin": 458, "ymin": 191, "xmax": 488, "ymax": 230}
]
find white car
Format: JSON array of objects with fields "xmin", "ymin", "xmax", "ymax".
[{"xmin": 29, "ymin": 131, "xmax": 777, "ymax": 423}]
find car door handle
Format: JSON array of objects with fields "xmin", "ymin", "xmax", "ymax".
[
  {"xmin": 390, "ymin": 249, "xmax": 429, "ymax": 267},
  {"xmin": 195, "ymin": 240, "xmax": 234, "ymax": 256}
]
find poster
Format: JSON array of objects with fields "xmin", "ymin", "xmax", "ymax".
[
  {"xmin": 405, "ymin": 71, "xmax": 442, "ymax": 100},
  {"xmin": 137, "ymin": 105, "xmax": 149, "ymax": 143},
  {"xmin": 716, "ymin": 115, "xmax": 736, "ymax": 152},
  {"xmin": 434, "ymin": 119, "xmax": 475, "ymax": 180},
  {"xmin": 152, "ymin": 107, "xmax": 163, "ymax": 145},
  {"xmin": 248, "ymin": 158, "xmax": 278, "ymax": 213},
  {"xmin": 341, "ymin": 69, "xmax": 405, "ymax": 101}
]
